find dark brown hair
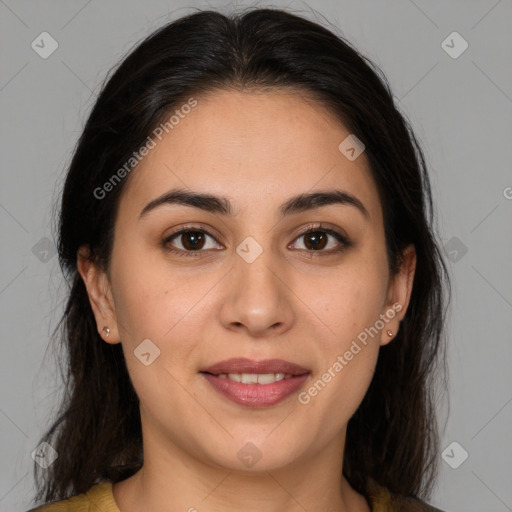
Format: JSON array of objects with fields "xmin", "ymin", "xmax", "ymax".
[{"xmin": 32, "ymin": 6, "xmax": 450, "ymax": 506}]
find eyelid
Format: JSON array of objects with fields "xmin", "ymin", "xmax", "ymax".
[{"xmin": 163, "ymin": 223, "xmax": 223, "ymax": 242}]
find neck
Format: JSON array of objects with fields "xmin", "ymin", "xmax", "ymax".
[{"xmin": 112, "ymin": 428, "xmax": 370, "ymax": 512}]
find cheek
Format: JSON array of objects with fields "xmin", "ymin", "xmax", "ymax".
[
  {"xmin": 110, "ymin": 245, "xmax": 208, "ymax": 341},
  {"xmin": 303, "ymin": 347, "xmax": 379, "ymax": 446},
  {"xmin": 108, "ymin": 250, "xmax": 211, "ymax": 418},
  {"xmin": 315, "ymin": 258, "xmax": 389, "ymax": 343},
  {"xmin": 109, "ymin": 246, "xmax": 225, "ymax": 394},
  {"xmin": 299, "ymin": 255, "xmax": 387, "ymax": 412}
]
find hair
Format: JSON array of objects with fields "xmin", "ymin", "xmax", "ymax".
[{"xmin": 33, "ymin": 6, "xmax": 451, "ymax": 506}]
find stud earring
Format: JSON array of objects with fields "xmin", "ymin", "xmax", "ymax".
[
  {"xmin": 102, "ymin": 326, "xmax": 110, "ymax": 338},
  {"xmin": 387, "ymin": 330, "xmax": 393, "ymax": 337}
]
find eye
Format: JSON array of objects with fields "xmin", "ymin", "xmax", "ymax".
[
  {"xmin": 162, "ymin": 224, "xmax": 352, "ymax": 258},
  {"xmin": 163, "ymin": 228, "xmax": 223, "ymax": 256},
  {"xmin": 290, "ymin": 225, "xmax": 352, "ymax": 254}
]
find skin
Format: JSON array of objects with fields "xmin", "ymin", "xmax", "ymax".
[{"xmin": 78, "ymin": 88, "xmax": 416, "ymax": 512}]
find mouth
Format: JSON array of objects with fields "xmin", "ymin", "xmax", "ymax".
[
  {"xmin": 199, "ymin": 358, "xmax": 311, "ymax": 408},
  {"xmin": 204, "ymin": 372, "xmax": 297, "ymax": 384}
]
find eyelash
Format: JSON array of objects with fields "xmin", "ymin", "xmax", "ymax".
[{"xmin": 162, "ymin": 223, "xmax": 352, "ymax": 258}]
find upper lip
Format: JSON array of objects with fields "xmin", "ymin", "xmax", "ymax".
[{"xmin": 200, "ymin": 358, "xmax": 310, "ymax": 376}]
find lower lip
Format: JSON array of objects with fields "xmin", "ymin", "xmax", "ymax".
[{"xmin": 201, "ymin": 373, "xmax": 309, "ymax": 408}]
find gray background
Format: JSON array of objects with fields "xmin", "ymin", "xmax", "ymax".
[{"xmin": 1, "ymin": 1, "xmax": 511, "ymax": 511}]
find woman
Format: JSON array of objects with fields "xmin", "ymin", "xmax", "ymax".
[{"xmin": 28, "ymin": 7, "xmax": 450, "ymax": 512}]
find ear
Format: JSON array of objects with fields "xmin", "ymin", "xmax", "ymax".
[
  {"xmin": 379, "ymin": 244, "xmax": 416, "ymax": 346},
  {"xmin": 77, "ymin": 245, "xmax": 121, "ymax": 344}
]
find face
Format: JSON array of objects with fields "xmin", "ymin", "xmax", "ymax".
[{"xmin": 79, "ymin": 88, "xmax": 415, "ymax": 473}]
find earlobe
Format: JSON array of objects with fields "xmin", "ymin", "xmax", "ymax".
[
  {"xmin": 77, "ymin": 246, "xmax": 121, "ymax": 344},
  {"xmin": 380, "ymin": 244, "xmax": 416, "ymax": 346}
]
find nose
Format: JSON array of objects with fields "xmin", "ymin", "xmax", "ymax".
[{"xmin": 218, "ymin": 248, "xmax": 295, "ymax": 338}]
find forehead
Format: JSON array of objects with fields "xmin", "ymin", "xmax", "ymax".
[{"xmin": 118, "ymin": 88, "xmax": 382, "ymax": 222}]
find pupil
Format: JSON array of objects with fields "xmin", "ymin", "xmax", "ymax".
[
  {"xmin": 183, "ymin": 232, "xmax": 204, "ymax": 250},
  {"xmin": 306, "ymin": 232, "xmax": 326, "ymax": 250}
]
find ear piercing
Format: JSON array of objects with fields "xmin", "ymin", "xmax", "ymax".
[{"xmin": 387, "ymin": 330, "xmax": 393, "ymax": 337}]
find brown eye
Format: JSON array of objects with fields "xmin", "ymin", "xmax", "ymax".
[
  {"xmin": 290, "ymin": 227, "xmax": 352, "ymax": 254},
  {"xmin": 163, "ymin": 228, "xmax": 224, "ymax": 256},
  {"xmin": 303, "ymin": 231, "xmax": 328, "ymax": 250},
  {"xmin": 180, "ymin": 231, "xmax": 206, "ymax": 250}
]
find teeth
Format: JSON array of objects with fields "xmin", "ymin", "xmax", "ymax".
[
  {"xmin": 256, "ymin": 373, "xmax": 283, "ymax": 385},
  {"xmin": 240, "ymin": 373, "xmax": 258, "ymax": 384},
  {"xmin": 216, "ymin": 373, "xmax": 292, "ymax": 384}
]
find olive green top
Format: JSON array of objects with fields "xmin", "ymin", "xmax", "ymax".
[{"xmin": 28, "ymin": 480, "xmax": 444, "ymax": 511}]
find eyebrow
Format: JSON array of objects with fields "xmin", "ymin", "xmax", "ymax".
[{"xmin": 139, "ymin": 187, "xmax": 369, "ymax": 221}]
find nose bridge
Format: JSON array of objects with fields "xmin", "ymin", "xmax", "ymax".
[
  {"xmin": 234, "ymin": 235, "xmax": 281, "ymax": 300},
  {"xmin": 219, "ymin": 233, "xmax": 294, "ymax": 335}
]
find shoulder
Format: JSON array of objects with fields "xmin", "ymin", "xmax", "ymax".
[
  {"xmin": 367, "ymin": 479, "xmax": 446, "ymax": 512},
  {"xmin": 389, "ymin": 494, "xmax": 445, "ymax": 512},
  {"xmin": 26, "ymin": 482, "xmax": 118, "ymax": 512}
]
